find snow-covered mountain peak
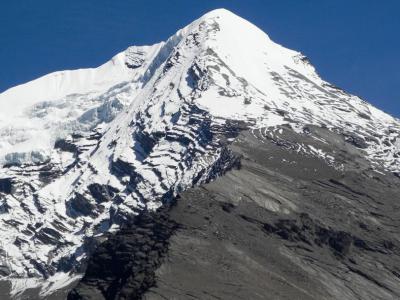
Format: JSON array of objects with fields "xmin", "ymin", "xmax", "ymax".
[
  {"xmin": 0, "ymin": 9, "xmax": 319, "ymax": 167},
  {"xmin": 0, "ymin": 8, "xmax": 399, "ymax": 297}
]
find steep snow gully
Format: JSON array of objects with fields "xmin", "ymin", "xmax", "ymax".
[{"xmin": 0, "ymin": 8, "xmax": 399, "ymax": 300}]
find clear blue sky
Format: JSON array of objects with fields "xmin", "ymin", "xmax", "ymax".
[{"xmin": 1, "ymin": 0, "xmax": 399, "ymax": 117}]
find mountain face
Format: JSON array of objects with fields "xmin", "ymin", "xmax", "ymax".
[{"xmin": 0, "ymin": 8, "xmax": 399, "ymax": 300}]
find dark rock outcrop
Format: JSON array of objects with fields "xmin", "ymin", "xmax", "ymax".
[
  {"xmin": 87, "ymin": 184, "xmax": 119, "ymax": 203},
  {"xmin": 67, "ymin": 194, "xmax": 97, "ymax": 217},
  {"xmin": 68, "ymin": 204, "xmax": 178, "ymax": 300},
  {"xmin": 0, "ymin": 178, "xmax": 13, "ymax": 194},
  {"xmin": 54, "ymin": 139, "xmax": 79, "ymax": 154}
]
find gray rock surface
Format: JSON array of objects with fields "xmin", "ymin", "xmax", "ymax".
[{"xmin": 69, "ymin": 126, "xmax": 400, "ymax": 299}]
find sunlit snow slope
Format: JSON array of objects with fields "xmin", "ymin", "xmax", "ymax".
[{"xmin": 0, "ymin": 8, "xmax": 399, "ymax": 297}]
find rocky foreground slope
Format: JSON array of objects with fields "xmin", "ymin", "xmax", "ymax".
[
  {"xmin": 69, "ymin": 126, "xmax": 400, "ymax": 300},
  {"xmin": 0, "ymin": 8, "xmax": 399, "ymax": 300}
]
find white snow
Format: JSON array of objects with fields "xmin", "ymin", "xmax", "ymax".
[
  {"xmin": 0, "ymin": 52, "xmax": 129, "ymax": 116},
  {"xmin": 0, "ymin": 43, "xmax": 166, "ymax": 165}
]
